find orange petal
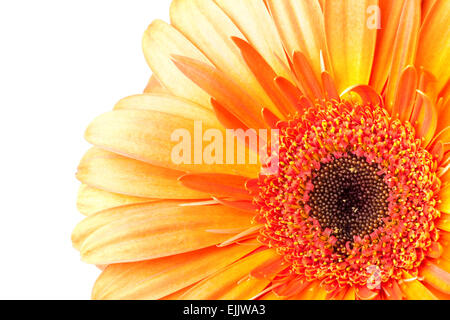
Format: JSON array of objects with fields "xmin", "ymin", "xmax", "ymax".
[
  {"xmin": 169, "ymin": 0, "xmax": 277, "ymax": 114},
  {"xmin": 210, "ymin": 98, "xmax": 249, "ymax": 131},
  {"xmin": 437, "ymin": 183, "xmax": 450, "ymax": 214},
  {"xmin": 356, "ymin": 286, "xmax": 379, "ymax": 300},
  {"xmin": 410, "ymin": 91, "xmax": 437, "ymax": 146},
  {"xmin": 324, "ymin": 0, "xmax": 378, "ymax": 92},
  {"xmin": 439, "ymin": 230, "xmax": 450, "ymax": 246},
  {"xmin": 424, "ymin": 283, "xmax": 450, "ymax": 300},
  {"xmin": 436, "ymin": 213, "xmax": 450, "ymax": 232},
  {"xmin": 92, "ymin": 242, "xmax": 259, "ymax": 300},
  {"xmin": 262, "ymin": 108, "xmax": 281, "ymax": 129},
  {"xmin": 143, "ymin": 75, "xmax": 168, "ymax": 94},
  {"xmin": 214, "ymin": 0, "xmax": 294, "ymax": 83},
  {"xmin": 321, "ymin": 71, "xmax": 340, "ymax": 102},
  {"xmin": 382, "ymin": 280, "xmax": 403, "ymax": 300},
  {"xmin": 217, "ymin": 225, "xmax": 262, "ymax": 247},
  {"xmin": 343, "ymin": 286, "xmax": 356, "ymax": 300},
  {"xmin": 290, "ymin": 281, "xmax": 328, "ymax": 300},
  {"xmin": 340, "ymin": 85, "xmax": 383, "ymax": 107},
  {"xmin": 250, "ymin": 255, "xmax": 288, "ymax": 280},
  {"xmin": 429, "ymin": 127, "xmax": 450, "ymax": 154},
  {"xmin": 161, "ymin": 284, "xmax": 196, "ymax": 300},
  {"xmin": 416, "ymin": 0, "xmax": 450, "ymax": 94},
  {"xmin": 179, "ymin": 173, "xmax": 252, "ymax": 199},
  {"xmin": 370, "ymin": 0, "xmax": 406, "ymax": 92},
  {"xmin": 392, "ymin": 66, "xmax": 418, "ymax": 122},
  {"xmin": 142, "ymin": 20, "xmax": 212, "ymax": 108},
  {"xmin": 422, "ymin": 0, "xmax": 438, "ymax": 22},
  {"xmin": 172, "ymin": 55, "xmax": 265, "ymax": 129},
  {"xmin": 76, "ymin": 184, "xmax": 153, "ymax": 216},
  {"xmin": 267, "ymin": 0, "xmax": 330, "ymax": 80},
  {"xmin": 273, "ymin": 277, "xmax": 309, "ymax": 298},
  {"xmin": 77, "ymin": 148, "xmax": 208, "ymax": 199},
  {"xmin": 258, "ymin": 290, "xmax": 287, "ymax": 300},
  {"xmin": 384, "ymin": 0, "xmax": 421, "ymax": 110},
  {"xmin": 74, "ymin": 202, "xmax": 255, "ymax": 264},
  {"xmin": 436, "ymin": 97, "xmax": 450, "ymax": 134},
  {"xmin": 180, "ymin": 249, "xmax": 279, "ymax": 299},
  {"xmin": 232, "ymin": 37, "xmax": 294, "ymax": 117},
  {"xmin": 426, "ymin": 242, "xmax": 443, "ymax": 259},
  {"xmin": 398, "ymin": 272, "xmax": 438, "ymax": 300},
  {"xmin": 420, "ymin": 261, "xmax": 450, "ymax": 294},
  {"xmin": 213, "ymin": 198, "xmax": 258, "ymax": 213},
  {"xmin": 85, "ymin": 109, "xmax": 260, "ymax": 177},
  {"xmin": 292, "ymin": 51, "xmax": 324, "ymax": 101},
  {"xmin": 219, "ymin": 277, "xmax": 271, "ymax": 300},
  {"xmin": 328, "ymin": 287, "xmax": 350, "ymax": 300},
  {"xmin": 274, "ymin": 76, "xmax": 306, "ymax": 114},
  {"xmin": 418, "ymin": 67, "xmax": 438, "ymax": 107}
]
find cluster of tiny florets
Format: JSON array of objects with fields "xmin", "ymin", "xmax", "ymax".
[{"xmin": 255, "ymin": 100, "xmax": 440, "ymax": 289}]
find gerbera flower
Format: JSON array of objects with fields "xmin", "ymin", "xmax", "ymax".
[{"xmin": 72, "ymin": 0, "xmax": 450, "ymax": 300}]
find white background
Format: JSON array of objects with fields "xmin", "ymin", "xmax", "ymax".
[{"xmin": 0, "ymin": 0, "xmax": 171, "ymax": 299}]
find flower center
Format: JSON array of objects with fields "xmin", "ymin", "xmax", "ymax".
[
  {"xmin": 307, "ymin": 154, "xmax": 389, "ymax": 253},
  {"xmin": 255, "ymin": 99, "xmax": 440, "ymax": 287}
]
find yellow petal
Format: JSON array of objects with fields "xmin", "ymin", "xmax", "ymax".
[
  {"xmin": 84, "ymin": 109, "xmax": 260, "ymax": 177},
  {"xmin": 169, "ymin": 0, "xmax": 277, "ymax": 113},
  {"xmin": 92, "ymin": 242, "xmax": 259, "ymax": 300},
  {"xmin": 142, "ymin": 20, "xmax": 212, "ymax": 108},
  {"xmin": 77, "ymin": 148, "xmax": 208, "ymax": 199},
  {"xmin": 77, "ymin": 184, "xmax": 153, "ymax": 216},
  {"xmin": 324, "ymin": 0, "xmax": 378, "ymax": 92},
  {"xmin": 76, "ymin": 202, "xmax": 255, "ymax": 264},
  {"xmin": 416, "ymin": 0, "xmax": 450, "ymax": 94}
]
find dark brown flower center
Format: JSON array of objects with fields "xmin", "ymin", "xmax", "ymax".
[{"xmin": 307, "ymin": 154, "xmax": 390, "ymax": 253}]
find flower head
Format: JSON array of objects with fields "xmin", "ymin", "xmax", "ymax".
[{"xmin": 73, "ymin": 0, "xmax": 450, "ymax": 300}]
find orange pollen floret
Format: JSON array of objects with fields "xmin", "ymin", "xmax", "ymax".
[{"xmin": 254, "ymin": 99, "xmax": 441, "ymax": 289}]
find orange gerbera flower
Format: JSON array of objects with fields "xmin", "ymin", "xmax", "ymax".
[{"xmin": 73, "ymin": 0, "xmax": 450, "ymax": 300}]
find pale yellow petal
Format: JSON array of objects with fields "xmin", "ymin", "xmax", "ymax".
[
  {"xmin": 142, "ymin": 20, "xmax": 212, "ymax": 108},
  {"xmin": 92, "ymin": 243, "xmax": 259, "ymax": 300},
  {"xmin": 75, "ymin": 202, "xmax": 255, "ymax": 264},
  {"xmin": 170, "ymin": 0, "xmax": 277, "ymax": 113},
  {"xmin": 77, "ymin": 184, "xmax": 153, "ymax": 216},
  {"xmin": 84, "ymin": 109, "xmax": 260, "ymax": 177},
  {"xmin": 77, "ymin": 148, "xmax": 208, "ymax": 199},
  {"xmin": 214, "ymin": 0, "xmax": 294, "ymax": 82}
]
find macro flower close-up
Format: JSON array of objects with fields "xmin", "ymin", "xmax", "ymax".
[{"xmin": 72, "ymin": 0, "xmax": 450, "ymax": 300}]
